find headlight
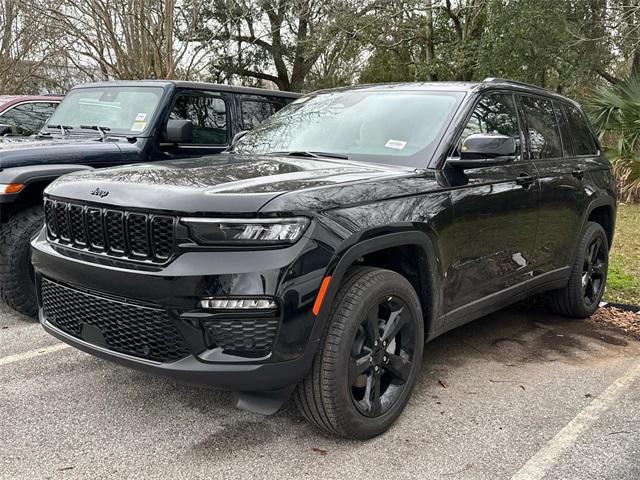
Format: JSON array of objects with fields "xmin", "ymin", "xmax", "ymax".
[{"xmin": 181, "ymin": 217, "xmax": 310, "ymax": 246}]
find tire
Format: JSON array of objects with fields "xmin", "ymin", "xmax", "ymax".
[
  {"xmin": 546, "ymin": 221, "xmax": 609, "ymax": 318},
  {"xmin": 295, "ymin": 267, "xmax": 424, "ymax": 439},
  {"xmin": 0, "ymin": 205, "xmax": 44, "ymax": 318}
]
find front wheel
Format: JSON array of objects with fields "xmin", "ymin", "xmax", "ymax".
[
  {"xmin": 547, "ymin": 221, "xmax": 609, "ymax": 318},
  {"xmin": 0, "ymin": 206, "xmax": 44, "ymax": 318},
  {"xmin": 295, "ymin": 267, "xmax": 424, "ymax": 439}
]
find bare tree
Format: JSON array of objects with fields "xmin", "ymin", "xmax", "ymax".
[
  {"xmin": 42, "ymin": 0, "xmax": 213, "ymax": 81},
  {"xmin": 0, "ymin": 0, "xmax": 61, "ymax": 92}
]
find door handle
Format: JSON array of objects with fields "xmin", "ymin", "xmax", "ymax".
[
  {"xmin": 572, "ymin": 169, "xmax": 585, "ymax": 180},
  {"xmin": 515, "ymin": 174, "xmax": 535, "ymax": 188}
]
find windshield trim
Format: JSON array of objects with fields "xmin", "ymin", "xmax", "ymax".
[{"xmin": 236, "ymin": 89, "xmax": 466, "ymax": 169}]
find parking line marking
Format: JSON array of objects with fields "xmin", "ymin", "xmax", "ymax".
[
  {"xmin": 0, "ymin": 343, "xmax": 70, "ymax": 367},
  {"xmin": 511, "ymin": 360, "xmax": 640, "ymax": 480}
]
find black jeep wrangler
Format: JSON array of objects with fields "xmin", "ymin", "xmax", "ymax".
[
  {"xmin": 0, "ymin": 80, "xmax": 298, "ymax": 316},
  {"xmin": 33, "ymin": 79, "xmax": 616, "ymax": 439}
]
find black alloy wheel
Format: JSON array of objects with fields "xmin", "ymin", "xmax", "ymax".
[
  {"xmin": 582, "ymin": 236, "xmax": 606, "ymax": 307},
  {"xmin": 350, "ymin": 295, "xmax": 417, "ymax": 417}
]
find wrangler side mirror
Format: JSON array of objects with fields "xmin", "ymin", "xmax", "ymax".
[{"xmin": 165, "ymin": 119, "xmax": 193, "ymax": 144}]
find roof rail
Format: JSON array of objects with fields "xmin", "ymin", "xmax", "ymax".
[{"xmin": 482, "ymin": 77, "xmax": 548, "ymax": 91}]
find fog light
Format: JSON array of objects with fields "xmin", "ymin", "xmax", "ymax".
[{"xmin": 199, "ymin": 298, "xmax": 277, "ymax": 310}]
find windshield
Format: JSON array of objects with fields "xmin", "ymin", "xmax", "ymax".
[
  {"xmin": 235, "ymin": 90, "xmax": 464, "ymax": 167},
  {"xmin": 46, "ymin": 86, "xmax": 164, "ymax": 135}
]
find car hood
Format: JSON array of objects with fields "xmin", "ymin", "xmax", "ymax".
[
  {"xmin": 0, "ymin": 135, "xmax": 123, "ymax": 168},
  {"xmin": 45, "ymin": 154, "xmax": 418, "ymax": 213}
]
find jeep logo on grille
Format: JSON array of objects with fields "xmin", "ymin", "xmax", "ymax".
[{"xmin": 90, "ymin": 188, "xmax": 109, "ymax": 198}]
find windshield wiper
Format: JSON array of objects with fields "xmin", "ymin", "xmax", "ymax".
[
  {"xmin": 47, "ymin": 124, "xmax": 73, "ymax": 136},
  {"xmin": 80, "ymin": 125, "xmax": 111, "ymax": 139},
  {"xmin": 268, "ymin": 150, "xmax": 349, "ymax": 160}
]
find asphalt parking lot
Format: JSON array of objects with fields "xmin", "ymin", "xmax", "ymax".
[{"xmin": 2, "ymin": 304, "xmax": 639, "ymax": 480}]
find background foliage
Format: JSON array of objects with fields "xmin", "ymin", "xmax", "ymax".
[{"xmin": 1, "ymin": 0, "xmax": 640, "ymax": 199}]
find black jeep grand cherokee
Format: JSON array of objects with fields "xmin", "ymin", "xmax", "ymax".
[{"xmin": 33, "ymin": 79, "xmax": 616, "ymax": 439}]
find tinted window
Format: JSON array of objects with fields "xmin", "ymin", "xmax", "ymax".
[
  {"xmin": 555, "ymin": 102, "xmax": 574, "ymax": 157},
  {"xmin": 169, "ymin": 95, "xmax": 227, "ymax": 145},
  {"xmin": 461, "ymin": 94, "xmax": 521, "ymax": 153},
  {"xmin": 521, "ymin": 96, "xmax": 563, "ymax": 159},
  {"xmin": 241, "ymin": 99, "xmax": 279, "ymax": 130},
  {"xmin": 0, "ymin": 102, "xmax": 58, "ymax": 135},
  {"xmin": 565, "ymin": 105, "xmax": 597, "ymax": 155}
]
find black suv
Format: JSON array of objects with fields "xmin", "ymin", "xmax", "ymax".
[
  {"xmin": 32, "ymin": 79, "xmax": 616, "ymax": 439},
  {"xmin": 0, "ymin": 80, "xmax": 297, "ymax": 316}
]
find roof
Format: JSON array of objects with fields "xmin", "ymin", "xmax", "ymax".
[
  {"xmin": 72, "ymin": 80, "xmax": 300, "ymax": 98},
  {"xmin": 309, "ymin": 78, "xmax": 581, "ymax": 106}
]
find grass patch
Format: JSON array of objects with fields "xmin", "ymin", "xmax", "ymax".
[{"xmin": 605, "ymin": 203, "xmax": 640, "ymax": 305}]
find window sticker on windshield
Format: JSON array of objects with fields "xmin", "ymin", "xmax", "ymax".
[
  {"xmin": 131, "ymin": 121, "xmax": 146, "ymax": 132},
  {"xmin": 385, "ymin": 139, "xmax": 407, "ymax": 150},
  {"xmin": 135, "ymin": 113, "xmax": 147, "ymax": 121}
]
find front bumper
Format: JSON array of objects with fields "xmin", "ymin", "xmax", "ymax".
[{"xmin": 32, "ymin": 228, "xmax": 329, "ymax": 391}]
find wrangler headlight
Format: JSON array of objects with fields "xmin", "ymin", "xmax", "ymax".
[{"xmin": 181, "ymin": 217, "xmax": 310, "ymax": 246}]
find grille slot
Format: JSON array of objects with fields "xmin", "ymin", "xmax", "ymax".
[
  {"xmin": 202, "ymin": 317, "xmax": 279, "ymax": 355},
  {"xmin": 128, "ymin": 214, "xmax": 149, "ymax": 257},
  {"xmin": 44, "ymin": 200, "xmax": 57, "ymax": 238},
  {"xmin": 105, "ymin": 211, "xmax": 125, "ymax": 253},
  {"xmin": 69, "ymin": 205, "xmax": 87, "ymax": 246},
  {"xmin": 41, "ymin": 278, "xmax": 190, "ymax": 362},
  {"xmin": 44, "ymin": 199, "xmax": 176, "ymax": 264},
  {"xmin": 55, "ymin": 202, "xmax": 71, "ymax": 241}
]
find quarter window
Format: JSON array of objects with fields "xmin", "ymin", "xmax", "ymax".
[
  {"xmin": 169, "ymin": 94, "xmax": 227, "ymax": 145},
  {"xmin": 564, "ymin": 105, "xmax": 598, "ymax": 155},
  {"xmin": 520, "ymin": 96, "xmax": 563, "ymax": 159},
  {"xmin": 461, "ymin": 94, "xmax": 521, "ymax": 154},
  {"xmin": 241, "ymin": 99, "xmax": 279, "ymax": 130}
]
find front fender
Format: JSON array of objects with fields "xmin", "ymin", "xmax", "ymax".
[
  {"xmin": 309, "ymin": 229, "xmax": 444, "ymax": 345},
  {"xmin": 0, "ymin": 164, "xmax": 94, "ymax": 204}
]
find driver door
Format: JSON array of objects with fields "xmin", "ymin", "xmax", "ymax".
[{"xmin": 443, "ymin": 92, "xmax": 540, "ymax": 321}]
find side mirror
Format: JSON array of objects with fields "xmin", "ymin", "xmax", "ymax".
[
  {"xmin": 166, "ymin": 119, "xmax": 193, "ymax": 144},
  {"xmin": 448, "ymin": 133, "xmax": 516, "ymax": 169}
]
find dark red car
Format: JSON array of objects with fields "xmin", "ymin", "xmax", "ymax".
[{"xmin": 0, "ymin": 95, "xmax": 64, "ymax": 136}]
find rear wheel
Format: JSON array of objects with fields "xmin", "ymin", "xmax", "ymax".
[
  {"xmin": 0, "ymin": 206, "xmax": 44, "ymax": 318},
  {"xmin": 295, "ymin": 267, "xmax": 424, "ymax": 439},
  {"xmin": 547, "ymin": 222, "xmax": 609, "ymax": 318}
]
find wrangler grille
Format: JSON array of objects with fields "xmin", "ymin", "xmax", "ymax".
[
  {"xmin": 44, "ymin": 199, "xmax": 176, "ymax": 263},
  {"xmin": 41, "ymin": 278, "xmax": 190, "ymax": 362}
]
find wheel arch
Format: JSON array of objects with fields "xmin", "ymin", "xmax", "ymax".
[
  {"xmin": 312, "ymin": 231, "xmax": 443, "ymax": 342},
  {"xmin": 0, "ymin": 164, "xmax": 93, "ymax": 221},
  {"xmin": 580, "ymin": 196, "xmax": 616, "ymax": 250}
]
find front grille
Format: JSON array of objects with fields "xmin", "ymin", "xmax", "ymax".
[
  {"xmin": 202, "ymin": 317, "xmax": 279, "ymax": 355},
  {"xmin": 45, "ymin": 199, "xmax": 176, "ymax": 263},
  {"xmin": 41, "ymin": 278, "xmax": 190, "ymax": 362}
]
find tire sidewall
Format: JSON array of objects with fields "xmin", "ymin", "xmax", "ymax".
[{"xmin": 328, "ymin": 270, "xmax": 424, "ymax": 438}]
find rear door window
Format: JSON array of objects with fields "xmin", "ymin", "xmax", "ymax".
[
  {"xmin": 169, "ymin": 94, "xmax": 228, "ymax": 145},
  {"xmin": 554, "ymin": 102, "xmax": 574, "ymax": 157},
  {"xmin": 564, "ymin": 105, "xmax": 598, "ymax": 155},
  {"xmin": 520, "ymin": 96, "xmax": 563, "ymax": 159}
]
